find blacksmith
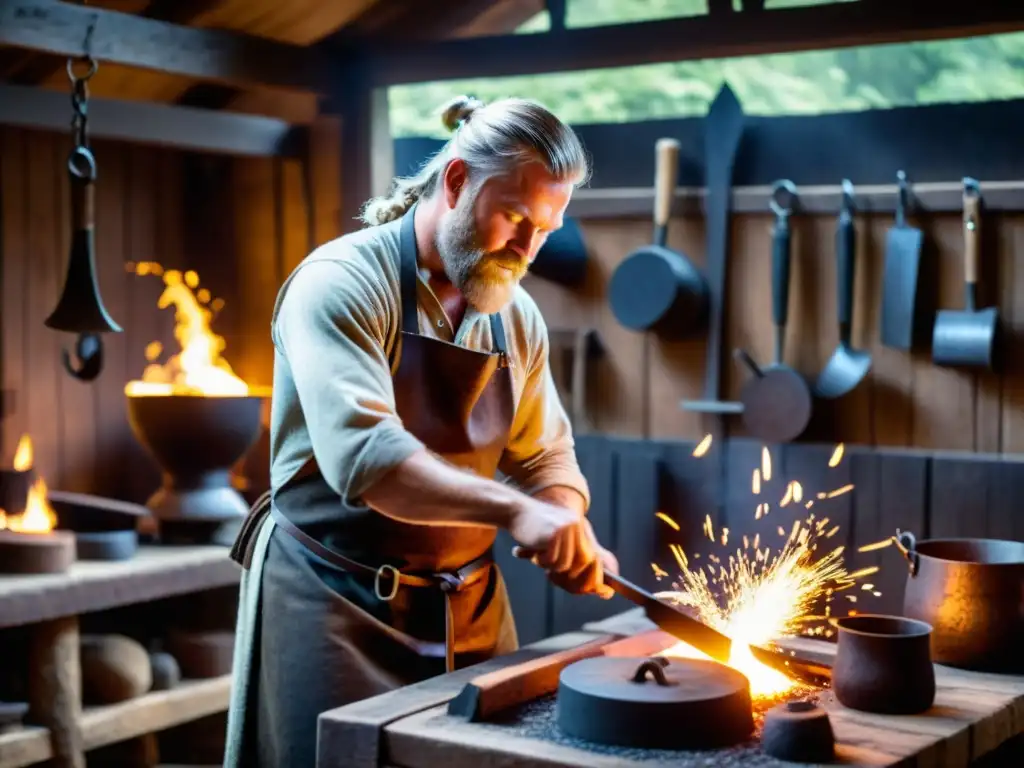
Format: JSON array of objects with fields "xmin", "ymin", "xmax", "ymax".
[{"xmin": 225, "ymin": 95, "xmax": 618, "ymax": 767}]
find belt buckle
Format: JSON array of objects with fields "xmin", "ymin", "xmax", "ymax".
[
  {"xmin": 434, "ymin": 571, "xmax": 464, "ymax": 594},
  {"xmin": 374, "ymin": 564, "xmax": 401, "ymax": 601}
]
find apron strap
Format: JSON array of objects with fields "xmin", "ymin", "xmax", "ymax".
[
  {"xmin": 270, "ymin": 504, "xmax": 492, "ymax": 673},
  {"xmin": 398, "ymin": 205, "xmax": 509, "ymax": 357}
]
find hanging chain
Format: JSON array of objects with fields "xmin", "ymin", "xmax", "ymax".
[{"xmin": 67, "ymin": 0, "xmax": 98, "ymax": 182}]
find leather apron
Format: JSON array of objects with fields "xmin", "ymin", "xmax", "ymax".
[{"xmin": 224, "ymin": 206, "xmax": 519, "ymax": 767}]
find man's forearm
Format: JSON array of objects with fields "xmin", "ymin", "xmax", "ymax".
[
  {"xmin": 532, "ymin": 485, "xmax": 587, "ymax": 516},
  {"xmin": 362, "ymin": 449, "xmax": 521, "ymax": 528}
]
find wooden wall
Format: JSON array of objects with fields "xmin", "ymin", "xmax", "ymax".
[
  {"xmin": 497, "ymin": 434, "xmax": 1024, "ymax": 645},
  {"xmin": 522, "ymin": 208, "xmax": 1024, "ymax": 453},
  {"xmin": 0, "ymin": 123, "xmax": 342, "ymax": 504}
]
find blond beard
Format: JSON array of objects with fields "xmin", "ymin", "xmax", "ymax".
[{"xmin": 436, "ymin": 191, "xmax": 524, "ymax": 314}]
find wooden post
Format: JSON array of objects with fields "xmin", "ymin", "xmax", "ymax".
[
  {"xmin": 28, "ymin": 616, "xmax": 84, "ymax": 768},
  {"xmin": 333, "ymin": 72, "xmax": 394, "ymax": 236}
]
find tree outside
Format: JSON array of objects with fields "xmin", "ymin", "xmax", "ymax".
[{"xmin": 387, "ymin": 0, "xmax": 1024, "ymax": 139}]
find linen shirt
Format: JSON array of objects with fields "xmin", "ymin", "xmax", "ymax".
[{"xmin": 267, "ymin": 216, "xmax": 591, "ymax": 517}]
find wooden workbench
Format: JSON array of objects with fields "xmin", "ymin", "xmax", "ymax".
[
  {"xmin": 318, "ymin": 609, "xmax": 1024, "ymax": 768},
  {"xmin": 0, "ymin": 545, "xmax": 241, "ymax": 768}
]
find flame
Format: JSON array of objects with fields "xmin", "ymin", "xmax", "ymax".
[
  {"xmin": 0, "ymin": 476, "xmax": 56, "ymax": 535},
  {"xmin": 651, "ymin": 446, "xmax": 878, "ymax": 700},
  {"xmin": 123, "ymin": 262, "xmax": 269, "ymax": 398},
  {"xmin": 12, "ymin": 434, "xmax": 32, "ymax": 471}
]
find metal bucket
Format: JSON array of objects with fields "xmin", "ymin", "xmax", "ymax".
[{"xmin": 893, "ymin": 530, "xmax": 1024, "ymax": 673}]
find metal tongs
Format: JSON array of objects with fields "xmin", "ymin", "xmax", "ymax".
[{"xmin": 607, "ymin": 572, "xmax": 832, "ymax": 687}]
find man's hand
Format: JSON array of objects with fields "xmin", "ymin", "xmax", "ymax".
[{"xmin": 508, "ymin": 510, "xmax": 617, "ymax": 600}]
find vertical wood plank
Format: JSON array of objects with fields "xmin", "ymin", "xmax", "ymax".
[
  {"xmin": 124, "ymin": 145, "xmax": 164, "ymax": 503},
  {"xmin": 929, "ymin": 456, "xmax": 994, "ymax": 539},
  {"xmin": 53, "ymin": 133, "xmax": 97, "ymax": 494},
  {"xmin": 613, "ymin": 438, "xmax": 663, "ymax": 591},
  {"xmin": 844, "ymin": 451, "xmax": 929, "ymax": 618},
  {"xmin": 0, "ymin": 128, "xmax": 27, "ymax": 466},
  {"xmin": 308, "ymin": 115, "xmax": 343, "ymax": 249},
  {"xmin": 281, "ymin": 157, "xmax": 312, "ymax": 277},
  {"xmin": 91, "ymin": 140, "xmax": 132, "ymax": 501},
  {"xmin": 989, "ymin": 459, "xmax": 1024, "ymax": 542},
  {"xmin": 26, "ymin": 131, "xmax": 64, "ymax": 486},
  {"xmin": 998, "ymin": 215, "xmax": 1024, "ymax": 453},
  {"xmin": 232, "ymin": 157, "xmax": 279, "ymax": 391},
  {"xmin": 493, "ymin": 527, "xmax": 551, "ymax": 645},
  {"xmin": 550, "ymin": 435, "xmax": 623, "ymax": 634}
]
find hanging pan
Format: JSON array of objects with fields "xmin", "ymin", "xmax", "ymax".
[
  {"xmin": 608, "ymin": 138, "xmax": 708, "ymax": 337},
  {"xmin": 932, "ymin": 178, "xmax": 1000, "ymax": 370},
  {"xmin": 733, "ymin": 181, "xmax": 813, "ymax": 444},
  {"xmin": 530, "ymin": 216, "xmax": 588, "ymax": 287}
]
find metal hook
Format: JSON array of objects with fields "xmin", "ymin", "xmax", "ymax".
[
  {"xmin": 841, "ymin": 179, "xmax": 855, "ymax": 212},
  {"xmin": 769, "ymin": 179, "xmax": 796, "ymax": 219},
  {"xmin": 66, "ymin": 56, "xmax": 98, "ymax": 84},
  {"xmin": 61, "ymin": 333, "xmax": 104, "ymax": 382},
  {"xmin": 895, "ymin": 170, "xmax": 910, "ymax": 228},
  {"xmin": 68, "ymin": 145, "xmax": 97, "ymax": 182},
  {"xmin": 963, "ymin": 176, "xmax": 981, "ymax": 200}
]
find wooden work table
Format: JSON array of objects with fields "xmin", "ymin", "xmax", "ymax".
[
  {"xmin": 318, "ymin": 608, "xmax": 1024, "ymax": 768},
  {"xmin": 0, "ymin": 545, "xmax": 241, "ymax": 768}
]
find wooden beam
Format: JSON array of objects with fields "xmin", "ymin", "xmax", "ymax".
[
  {"xmin": 188, "ymin": 0, "xmax": 542, "ymax": 126},
  {"xmin": 5, "ymin": 0, "xmax": 221, "ymax": 86},
  {"xmin": 0, "ymin": 81, "xmax": 301, "ymax": 157},
  {"xmin": 352, "ymin": 0, "xmax": 1024, "ymax": 86},
  {"xmin": 567, "ymin": 179, "xmax": 1024, "ymax": 219},
  {"xmin": 0, "ymin": 0, "xmax": 332, "ymax": 93}
]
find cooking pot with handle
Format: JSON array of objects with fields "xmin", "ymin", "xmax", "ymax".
[{"xmin": 893, "ymin": 529, "xmax": 1024, "ymax": 673}]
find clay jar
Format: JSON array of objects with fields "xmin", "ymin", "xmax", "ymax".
[{"xmin": 831, "ymin": 615, "xmax": 936, "ymax": 715}]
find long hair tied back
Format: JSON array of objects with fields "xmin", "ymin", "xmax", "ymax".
[{"xmin": 358, "ymin": 95, "xmax": 589, "ymax": 227}]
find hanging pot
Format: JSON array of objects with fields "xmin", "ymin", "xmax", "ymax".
[
  {"xmin": 530, "ymin": 217, "xmax": 588, "ymax": 287},
  {"xmin": 893, "ymin": 530, "xmax": 1024, "ymax": 673}
]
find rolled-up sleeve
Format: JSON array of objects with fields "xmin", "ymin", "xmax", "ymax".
[
  {"xmin": 273, "ymin": 259, "xmax": 425, "ymax": 504},
  {"xmin": 498, "ymin": 310, "xmax": 590, "ymax": 510}
]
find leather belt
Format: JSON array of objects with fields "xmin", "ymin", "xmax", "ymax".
[{"xmin": 267, "ymin": 505, "xmax": 493, "ymax": 673}]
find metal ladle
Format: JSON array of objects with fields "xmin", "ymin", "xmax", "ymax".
[{"xmin": 814, "ymin": 180, "xmax": 871, "ymax": 399}]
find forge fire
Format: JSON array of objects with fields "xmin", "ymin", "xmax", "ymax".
[
  {"xmin": 123, "ymin": 261, "xmax": 268, "ymax": 398},
  {"xmin": 0, "ymin": 435, "xmax": 56, "ymax": 535}
]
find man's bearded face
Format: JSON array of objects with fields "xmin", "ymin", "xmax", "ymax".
[{"xmin": 435, "ymin": 182, "xmax": 526, "ymax": 315}]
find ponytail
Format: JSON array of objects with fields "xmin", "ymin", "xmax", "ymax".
[{"xmin": 357, "ymin": 94, "xmax": 588, "ymax": 227}]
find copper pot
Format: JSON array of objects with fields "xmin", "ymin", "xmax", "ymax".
[
  {"xmin": 894, "ymin": 530, "xmax": 1024, "ymax": 674},
  {"xmin": 831, "ymin": 614, "xmax": 935, "ymax": 715}
]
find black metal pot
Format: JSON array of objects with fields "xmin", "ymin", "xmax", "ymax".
[
  {"xmin": 831, "ymin": 614, "xmax": 935, "ymax": 715},
  {"xmin": 893, "ymin": 530, "xmax": 1024, "ymax": 673}
]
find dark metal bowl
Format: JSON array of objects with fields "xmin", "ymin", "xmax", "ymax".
[
  {"xmin": 126, "ymin": 393, "xmax": 265, "ymax": 528},
  {"xmin": 127, "ymin": 393, "xmax": 263, "ymax": 480}
]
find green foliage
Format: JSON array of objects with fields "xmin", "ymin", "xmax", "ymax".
[{"xmin": 387, "ymin": 0, "xmax": 1024, "ymax": 139}]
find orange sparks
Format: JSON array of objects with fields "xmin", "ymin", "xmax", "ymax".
[
  {"xmin": 656, "ymin": 512, "xmax": 680, "ymax": 531},
  {"xmin": 658, "ymin": 447, "xmax": 887, "ymax": 700},
  {"xmin": 826, "ymin": 484, "xmax": 855, "ymax": 498},
  {"xmin": 829, "ymin": 443, "xmax": 845, "ymax": 467},
  {"xmin": 858, "ymin": 537, "xmax": 894, "ymax": 553},
  {"xmin": 848, "ymin": 565, "xmax": 880, "ymax": 580},
  {"xmin": 693, "ymin": 434, "xmax": 713, "ymax": 457}
]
